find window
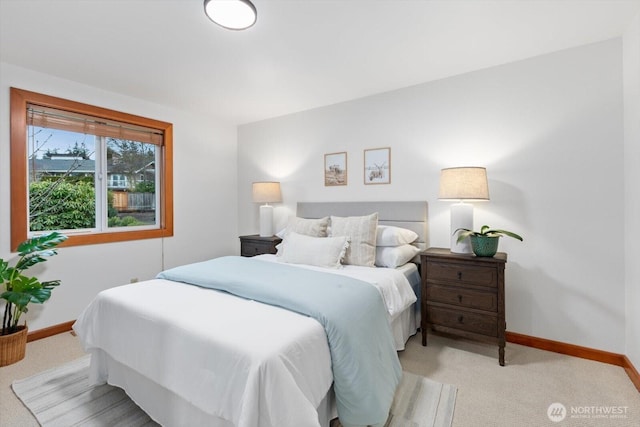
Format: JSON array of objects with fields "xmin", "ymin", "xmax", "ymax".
[{"xmin": 10, "ymin": 88, "xmax": 173, "ymax": 249}]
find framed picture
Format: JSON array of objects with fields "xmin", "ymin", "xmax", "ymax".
[
  {"xmin": 364, "ymin": 147, "xmax": 390, "ymax": 185},
  {"xmin": 324, "ymin": 152, "xmax": 347, "ymax": 186}
]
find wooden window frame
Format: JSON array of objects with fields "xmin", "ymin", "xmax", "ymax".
[{"xmin": 10, "ymin": 87, "xmax": 174, "ymax": 250}]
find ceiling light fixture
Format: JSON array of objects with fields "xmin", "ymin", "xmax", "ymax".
[{"xmin": 204, "ymin": 0, "xmax": 257, "ymax": 30}]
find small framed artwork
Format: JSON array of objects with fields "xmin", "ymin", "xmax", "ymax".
[
  {"xmin": 364, "ymin": 147, "xmax": 391, "ymax": 185},
  {"xmin": 324, "ymin": 152, "xmax": 347, "ymax": 186}
]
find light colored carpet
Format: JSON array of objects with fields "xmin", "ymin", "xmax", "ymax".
[
  {"xmin": 399, "ymin": 334, "xmax": 640, "ymax": 427},
  {"xmin": 11, "ymin": 353, "xmax": 456, "ymax": 427}
]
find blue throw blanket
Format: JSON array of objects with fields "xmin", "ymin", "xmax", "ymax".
[{"xmin": 157, "ymin": 256, "xmax": 401, "ymax": 427}]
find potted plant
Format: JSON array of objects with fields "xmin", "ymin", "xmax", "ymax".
[
  {"xmin": 0, "ymin": 232, "xmax": 67, "ymax": 366},
  {"xmin": 456, "ymin": 225, "xmax": 523, "ymax": 257}
]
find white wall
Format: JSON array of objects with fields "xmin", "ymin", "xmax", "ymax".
[
  {"xmin": 0, "ymin": 62, "xmax": 239, "ymax": 331},
  {"xmin": 624, "ymin": 13, "xmax": 640, "ymax": 368},
  {"xmin": 238, "ymin": 39, "xmax": 626, "ymax": 353}
]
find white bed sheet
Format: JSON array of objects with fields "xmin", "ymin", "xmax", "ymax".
[
  {"xmin": 75, "ymin": 279, "xmax": 332, "ymax": 427},
  {"xmin": 73, "ymin": 258, "xmax": 419, "ymax": 427}
]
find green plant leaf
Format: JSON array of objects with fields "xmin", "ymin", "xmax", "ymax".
[
  {"xmin": 40, "ymin": 280, "xmax": 61, "ymax": 290},
  {"xmin": 0, "ymin": 291, "xmax": 32, "ymax": 309},
  {"xmin": 454, "ymin": 225, "xmax": 523, "ymax": 243},
  {"xmin": 1, "ymin": 232, "xmax": 66, "ymax": 332},
  {"xmin": 454, "ymin": 228, "xmax": 476, "ymax": 243},
  {"xmin": 490, "ymin": 229, "xmax": 523, "ymax": 241},
  {"xmin": 9, "ymin": 275, "xmax": 40, "ymax": 293},
  {"xmin": 27, "ymin": 288, "xmax": 53, "ymax": 304},
  {"xmin": 15, "ymin": 253, "xmax": 51, "ymax": 271},
  {"xmin": 17, "ymin": 232, "xmax": 67, "ymax": 256},
  {"xmin": 14, "ymin": 232, "xmax": 66, "ymax": 271},
  {"xmin": 0, "ymin": 260, "xmax": 9, "ymax": 281}
]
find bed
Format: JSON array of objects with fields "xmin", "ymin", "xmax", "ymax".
[{"xmin": 73, "ymin": 201, "xmax": 428, "ymax": 427}]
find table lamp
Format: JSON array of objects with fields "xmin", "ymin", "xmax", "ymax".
[
  {"xmin": 439, "ymin": 167, "xmax": 489, "ymax": 253},
  {"xmin": 252, "ymin": 182, "xmax": 282, "ymax": 237}
]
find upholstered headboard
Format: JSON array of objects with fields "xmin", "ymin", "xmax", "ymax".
[{"xmin": 296, "ymin": 201, "xmax": 428, "ymax": 250}]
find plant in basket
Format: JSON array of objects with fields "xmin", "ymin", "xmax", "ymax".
[{"xmin": 0, "ymin": 232, "xmax": 67, "ymax": 366}]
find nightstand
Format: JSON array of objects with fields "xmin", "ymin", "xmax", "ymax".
[
  {"xmin": 421, "ymin": 247, "xmax": 507, "ymax": 366},
  {"xmin": 239, "ymin": 235, "xmax": 282, "ymax": 257}
]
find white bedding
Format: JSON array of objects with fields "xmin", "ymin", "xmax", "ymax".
[
  {"xmin": 73, "ymin": 258, "xmax": 418, "ymax": 427},
  {"xmin": 255, "ymin": 254, "xmax": 417, "ymax": 320}
]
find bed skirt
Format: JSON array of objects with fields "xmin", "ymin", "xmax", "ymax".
[{"xmin": 89, "ymin": 348, "xmax": 337, "ymax": 427}]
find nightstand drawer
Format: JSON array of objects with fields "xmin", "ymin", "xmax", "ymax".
[
  {"xmin": 427, "ymin": 261, "xmax": 498, "ymax": 288},
  {"xmin": 427, "ymin": 285, "xmax": 497, "ymax": 311},
  {"xmin": 428, "ymin": 306, "xmax": 498, "ymax": 337},
  {"xmin": 241, "ymin": 242, "xmax": 277, "ymax": 256}
]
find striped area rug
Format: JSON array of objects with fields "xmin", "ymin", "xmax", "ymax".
[
  {"xmin": 387, "ymin": 371, "xmax": 456, "ymax": 427},
  {"xmin": 331, "ymin": 371, "xmax": 457, "ymax": 427},
  {"xmin": 13, "ymin": 355, "xmax": 456, "ymax": 427},
  {"xmin": 12, "ymin": 355, "xmax": 157, "ymax": 426}
]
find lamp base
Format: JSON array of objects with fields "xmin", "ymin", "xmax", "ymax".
[
  {"xmin": 259, "ymin": 204, "xmax": 274, "ymax": 237},
  {"xmin": 450, "ymin": 202, "xmax": 473, "ymax": 254}
]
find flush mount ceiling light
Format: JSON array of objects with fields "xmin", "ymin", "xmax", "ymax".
[{"xmin": 204, "ymin": 0, "xmax": 257, "ymax": 30}]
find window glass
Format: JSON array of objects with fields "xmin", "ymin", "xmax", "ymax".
[
  {"xmin": 28, "ymin": 127, "xmax": 97, "ymax": 232},
  {"xmin": 106, "ymin": 138, "xmax": 158, "ymax": 229}
]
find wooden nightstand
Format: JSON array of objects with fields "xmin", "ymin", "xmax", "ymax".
[
  {"xmin": 421, "ymin": 247, "xmax": 508, "ymax": 366},
  {"xmin": 239, "ymin": 235, "xmax": 282, "ymax": 257}
]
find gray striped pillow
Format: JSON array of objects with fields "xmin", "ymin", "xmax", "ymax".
[
  {"xmin": 330, "ymin": 213, "xmax": 378, "ymax": 267},
  {"xmin": 286, "ymin": 216, "xmax": 329, "ymax": 237}
]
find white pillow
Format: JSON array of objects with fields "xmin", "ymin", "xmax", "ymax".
[
  {"xmin": 279, "ymin": 231, "xmax": 349, "ymax": 269},
  {"xmin": 330, "ymin": 213, "xmax": 378, "ymax": 267},
  {"xmin": 284, "ymin": 216, "xmax": 330, "ymax": 237},
  {"xmin": 375, "ymin": 244, "xmax": 421, "ymax": 268},
  {"xmin": 376, "ymin": 225, "xmax": 419, "ymax": 247}
]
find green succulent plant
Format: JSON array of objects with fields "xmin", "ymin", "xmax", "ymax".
[
  {"xmin": 1, "ymin": 232, "xmax": 67, "ymax": 335},
  {"xmin": 455, "ymin": 225, "xmax": 523, "ymax": 243}
]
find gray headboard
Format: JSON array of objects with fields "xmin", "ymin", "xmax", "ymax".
[{"xmin": 296, "ymin": 201, "xmax": 428, "ymax": 250}]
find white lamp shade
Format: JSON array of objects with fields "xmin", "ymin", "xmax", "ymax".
[
  {"xmin": 252, "ymin": 182, "xmax": 282, "ymax": 204},
  {"xmin": 439, "ymin": 167, "xmax": 489, "ymax": 201}
]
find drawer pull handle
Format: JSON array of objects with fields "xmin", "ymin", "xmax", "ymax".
[
  {"xmin": 458, "ymin": 315, "xmax": 464, "ymax": 323},
  {"xmin": 458, "ymin": 295, "xmax": 463, "ymax": 303},
  {"xmin": 457, "ymin": 272, "xmax": 462, "ymax": 280}
]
